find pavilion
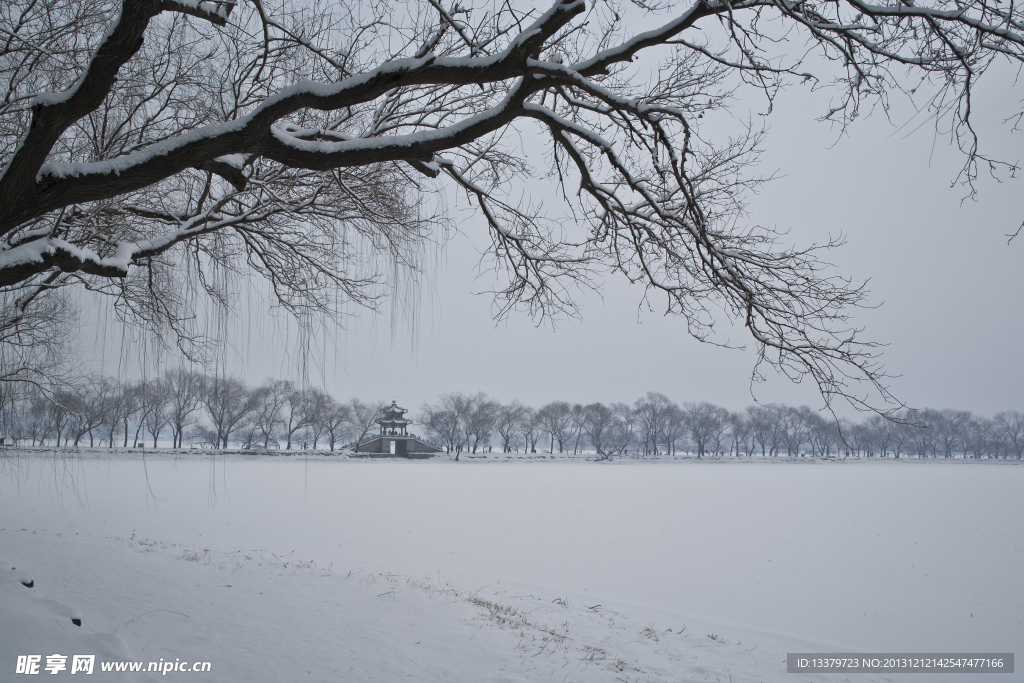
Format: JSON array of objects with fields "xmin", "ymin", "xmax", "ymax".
[{"xmin": 355, "ymin": 401, "xmax": 439, "ymax": 458}]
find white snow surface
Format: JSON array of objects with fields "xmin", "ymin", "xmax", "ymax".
[{"xmin": 1, "ymin": 451, "xmax": 1020, "ymax": 681}]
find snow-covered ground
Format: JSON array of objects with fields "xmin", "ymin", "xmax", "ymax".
[{"xmin": 1, "ymin": 451, "xmax": 1021, "ymax": 681}]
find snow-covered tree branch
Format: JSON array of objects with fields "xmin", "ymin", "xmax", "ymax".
[{"xmin": 1, "ymin": 0, "xmax": 1021, "ymax": 408}]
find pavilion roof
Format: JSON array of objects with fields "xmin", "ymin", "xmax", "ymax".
[{"xmin": 379, "ymin": 400, "xmax": 410, "ymax": 425}]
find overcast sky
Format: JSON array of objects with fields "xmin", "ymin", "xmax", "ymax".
[{"xmin": 82, "ymin": 59, "xmax": 1024, "ymax": 419}]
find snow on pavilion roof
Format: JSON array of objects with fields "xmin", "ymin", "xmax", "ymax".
[{"xmin": 379, "ymin": 401, "xmax": 409, "ymax": 425}]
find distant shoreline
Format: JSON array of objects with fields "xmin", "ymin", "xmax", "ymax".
[{"xmin": 2, "ymin": 446, "xmax": 1020, "ymax": 465}]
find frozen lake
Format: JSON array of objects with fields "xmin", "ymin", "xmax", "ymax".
[{"xmin": 2, "ymin": 452, "xmax": 1021, "ymax": 680}]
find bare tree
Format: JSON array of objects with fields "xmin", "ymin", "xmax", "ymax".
[
  {"xmin": 683, "ymin": 402, "xmax": 729, "ymax": 459},
  {"xmin": 462, "ymin": 393, "xmax": 499, "ymax": 454},
  {"xmin": 495, "ymin": 400, "xmax": 526, "ymax": 453},
  {"xmin": 249, "ymin": 379, "xmax": 288, "ymax": 448},
  {"xmin": 422, "ymin": 392, "xmax": 471, "ymax": 457},
  {"xmin": 62, "ymin": 378, "xmax": 107, "ymax": 447},
  {"xmin": 746, "ymin": 404, "xmax": 776, "ymax": 457},
  {"xmin": 889, "ymin": 412, "xmax": 914, "ymax": 459},
  {"xmin": 422, "ymin": 403, "xmax": 461, "ymax": 455},
  {"xmin": 119, "ymin": 382, "xmax": 145, "ymax": 447},
  {"xmin": 300, "ymin": 388, "xmax": 325, "ymax": 449},
  {"xmin": 568, "ymin": 403, "xmax": 587, "ymax": 455},
  {"xmin": 0, "ymin": 381, "xmax": 19, "ymax": 441},
  {"xmin": 99, "ymin": 380, "xmax": 137, "ymax": 448},
  {"xmin": 994, "ymin": 411, "xmax": 1024, "ymax": 459},
  {"xmin": 199, "ymin": 373, "xmax": 254, "ymax": 448},
  {"xmin": 727, "ymin": 411, "xmax": 750, "ymax": 458},
  {"xmin": 910, "ymin": 409, "xmax": 940, "ymax": 458},
  {"xmin": 280, "ymin": 382, "xmax": 312, "ymax": 450},
  {"xmin": 236, "ymin": 408, "xmax": 262, "ymax": 449},
  {"xmin": 23, "ymin": 388, "xmax": 55, "ymax": 446},
  {"xmin": 164, "ymin": 367, "xmax": 202, "ymax": 448},
  {"xmin": 842, "ymin": 419, "xmax": 870, "ymax": 458},
  {"xmin": 709, "ymin": 406, "xmax": 732, "ymax": 457},
  {"xmin": 519, "ymin": 407, "xmax": 543, "ymax": 454},
  {"xmin": 140, "ymin": 379, "xmax": 171, "ymax": 447},
  {"xmin": 347, "ymin": 398, "xmax": 385, "ymax": 447},
  {"xmin": 538, "ymin": 401, "xmax": 574, "ymax": 453},
  {"xmin": 864, "ymin": 413, "xmax": 895, "ymax": 458},
  {"xmin": 322, "ymin": 399, "xmax": 352, "ymax": 452},
  {"xmin": 4, "ymin": 0, "xmax": 1019, "ymax": 408},
  {"xmin": 609, "ymin": 403, "xmax": 637, "ymax": 456},
  {"xmin": 963, "ymin": 415, "xmax": 993, "ymax": 460},
  {"xmin": 191, "ymin": 424, "xmax": 222, "ymax": 449},
  {"xmin": 803, "ymin": 408, "xmax": 839, "ymax": 458},
  {"xmin": 777, "ymin": 406, "xmax": 807, "ymax": 457},
  {"xmin": 0, "ymin": 281, "xmax": 75, "ymax": 393},
  {"xmin": 662, "ymin": 404, "xmax": 688, "ymax": 456},
  {"xmin": 582, "ymin": 402, "xmax": 618, "ymax": 459},
  {"xmin": 935, "ymin": 409, "xmax": 971, "ymax": 458},
  {"xmin": 49, "ymin": 390, "xmax": 74, "ymax": 446},
  {"xmin": 634, "ymin": 393, "xmax": 674, "ymax": 456}
]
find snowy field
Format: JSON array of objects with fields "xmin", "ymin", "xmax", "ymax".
[{"xmin": 1, "ymin": 451, "xmax": 1021, "ymax": 681}]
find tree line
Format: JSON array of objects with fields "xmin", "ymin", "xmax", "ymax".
[
  {"xmin": 4, "ymin": 0, "xmax": 1021, "ymax": 421},
  {"xmin": 421, "ymin": 392, "xmax": 1024, "ymax": 460},
  {"xmin": 0, "ymin": 371, "xmax": 382, "ymax": 452},
  {"xmin": 1, "ymin": 377, "xmax": 1021, "ymax": 460}
]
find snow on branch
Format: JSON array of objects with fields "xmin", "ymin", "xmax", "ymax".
[
  {"xmin": 1, "ymin": 0, "xmax": 1020, "ymax": 410},
  {"xmin": 161, "ymin": 0, "xmax": 234, "ymax": 25}
]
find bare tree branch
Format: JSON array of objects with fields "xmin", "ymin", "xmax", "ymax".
[{"xmin": 1, "ymin": 0, "xmax": 1020, "ymax": 410}]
